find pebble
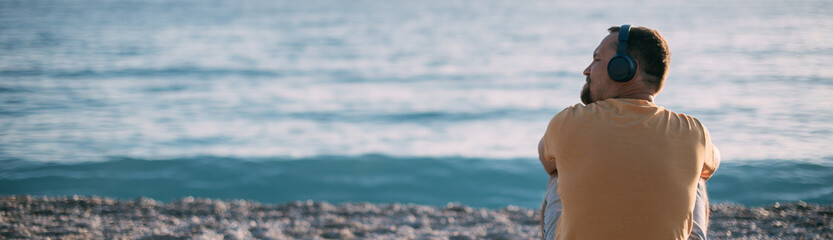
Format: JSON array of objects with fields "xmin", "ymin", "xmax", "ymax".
[{"xmin": 0, "ymin": 196, "xmax": 831, "ymax": 239}]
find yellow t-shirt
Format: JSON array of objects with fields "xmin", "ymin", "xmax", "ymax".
[{"xmin": 541, "ymin": 98, "xmax": 719, "ymax": 240}]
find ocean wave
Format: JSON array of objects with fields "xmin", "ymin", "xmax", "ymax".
[
  {"xmin": 55, "ymin": 68, "xmax": 279, "ymax": 79},
  {"xmin": 2, "ymin": 155, "xmax": 833, "ymax": 208},
  {"xmin": 0, "ymin": 155, "xmax": 545, "ymax": 208},
  {"xmin": 284, "ymin": 109, "xmax": 549, "ymax": 123},
  {"xmin": 708, "ymin": 159, "xmax": 833, "ymax": 206},
  {"xmin": 0, "ymin": 68, "xmax": 514, "ymax": 84}
]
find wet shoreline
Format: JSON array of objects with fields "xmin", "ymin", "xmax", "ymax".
[{"xmin": 1, "ymin": 195, "xmax": 831, "ymax": 239}]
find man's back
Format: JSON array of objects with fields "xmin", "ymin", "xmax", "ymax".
[{"xmin": 540, "ymin": 98, "xmax": 718, "ymax": 239}]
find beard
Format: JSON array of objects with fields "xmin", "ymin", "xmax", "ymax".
[{"xmin": 580, "ymin": 77, "xmax": 594, "ymax": 105}]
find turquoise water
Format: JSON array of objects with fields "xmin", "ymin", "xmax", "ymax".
[
  {"xmin": 2, "ymin": 156, "xmax": 833, "ymax": 209},
  {"xmin": 1, "ymin": 0, "xmax": 833, "ymax": 208}
]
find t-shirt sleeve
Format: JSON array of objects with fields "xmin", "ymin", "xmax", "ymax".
[
  {"xmin": 542, "ymin": 107, "xmax": 571, "ymax": 164},
  {"xmin": 700, "ymin": 125, "xmax": 720, "ymax": 180}
]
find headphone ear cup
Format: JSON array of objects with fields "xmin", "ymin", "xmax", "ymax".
[{"xmin": 607, "ymin": 54, "xmax": 636, "ymax": 82}]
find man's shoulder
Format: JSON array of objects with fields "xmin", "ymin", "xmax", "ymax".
[
  {"xmin": 654, "ymin": 107, "xmax": 714, "ymax": 143},
  {"xmin": 556, "ymin": 103, "xmax": 586, "ymax": 114},
  {"xmin": 555, "ymin": 100, "xmax": 710, "ymax": 129},
  {"xmin": 552, "ymin": 103, "xmax": 588, "ymax": 122},
  {"xmin": 660, "ymin": 107, "xmax": 708, "ymax": 129}
]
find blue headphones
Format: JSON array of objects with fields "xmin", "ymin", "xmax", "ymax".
[{"xmin": 607, "ymin": 24, "xmax": 637, "ymax": 82}]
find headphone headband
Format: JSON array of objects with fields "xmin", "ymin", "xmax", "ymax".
[{"xmin": 617, "ymin": 24, "xmax": 631, "ymax": 54}]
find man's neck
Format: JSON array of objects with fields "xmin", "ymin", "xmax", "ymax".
[
  {"xmin": 617, "ymin": 93, "xmax": 654, "ymax": 102},
  {"xmin": 610, "ymin": 77, "xmax": 657, "ymax": 102}
]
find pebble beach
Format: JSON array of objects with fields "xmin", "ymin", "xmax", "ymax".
[{"xmin": 1, "ymin": 195, "xmax": 830, "ymax": 239}]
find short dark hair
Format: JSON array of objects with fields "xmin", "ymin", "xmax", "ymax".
[{"xmin": 608, "ymin": 26, "xmax": 670, "ymax": 91}]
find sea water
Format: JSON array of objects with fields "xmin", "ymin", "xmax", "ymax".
[{"xmin": 1, "ymin": 0, "xmax": 832, "ymax": 209}]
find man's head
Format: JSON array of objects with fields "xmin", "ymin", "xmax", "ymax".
[{"xmin": 581, "ymin": 25, "xmax": 671, "ymax": 104}]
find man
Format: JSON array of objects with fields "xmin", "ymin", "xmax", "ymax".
[{"xmin": 538, "ymin": 25, "xmax": 720, "ymax": 240}]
